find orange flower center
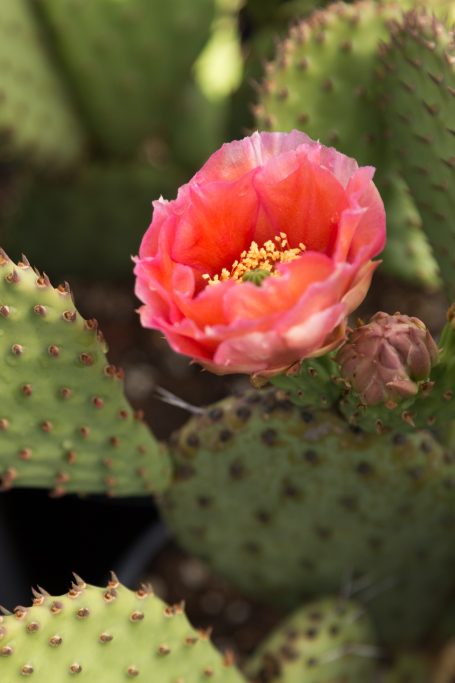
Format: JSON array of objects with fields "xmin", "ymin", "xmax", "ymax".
[{"xmin": 202, "ymin": 233, "xmax": 305, "ymax": 286}]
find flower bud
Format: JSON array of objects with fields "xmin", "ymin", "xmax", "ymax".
[{"xmin": 336, "ymin": 312, "xmax": 439, "ymax": 405}]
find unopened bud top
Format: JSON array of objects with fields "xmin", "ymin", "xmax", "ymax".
[{"xmin": 336, "ymin": 312, "xmax": 438, "ymax": 406}]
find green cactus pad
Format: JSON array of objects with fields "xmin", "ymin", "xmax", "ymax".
[
  {"xmin": 4, "ymin": 162, "xmax": 184, "ymax": 278},
  {"xmin": 269, "ymin": 355, "xmax": 343, "ymax": 409},
  {"xmin": 0, "ymin": 577, "xmax": 244, "ymax": 682},
  {"xmin": 0, "ymin": 253, "xmax": 171, "ymax": 496},
  {"xmin": 255, "ymin": 1, "xmax": 395, "ymax": 164},
  {"xmin": 254, "ymin": 0, "xmax": 439, "ymax": 288},
  {"xmin": 34, "ymin": 0, "xmax": 214, "ymax": 156},
  {"xmin": 0, "ymin": 0, "xmax": 85, "ymax": 169},
  {"xmin": 380, "ymin": 10, "xmax": 455, "ymax": 298},
  {"xmin": 373, "ymin": 168, "xmax": 440, "ymax": 290},
  {"xmin": 162, "ymin": 388, "xmax": 455, "ymax": 645},
  {"xmin": 245, "ymin": 596, "xmax": 378, "ymax": 683}
]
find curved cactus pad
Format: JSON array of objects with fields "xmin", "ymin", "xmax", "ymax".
[
  {"xmin": 0, "ymin": 577, "xmax": 244, "ymax": 682},
  {"xmin": 380, "ymin": 10, "xmax": 455, "ymax": 298},
  {"xmin": 254, "ymin": 0, "xmax": 438, "ymax": 288},
  {"xmin": 245, "ymin": 596, "xmax": 378, "ymax": 683},
  {"xmin": 162, "ymin": 388, "xmax": 455, "ymax": 645},
  {"xmin": 0, "ymin": 0, "xmax": 85, "ymax": 169},
  {"xmin": 35, "ymin": 0, "xmax": 214, "ymax": 155},
  {"xmin": 0, "ymin": 253, "xmax": 171, "ymax": 496}
]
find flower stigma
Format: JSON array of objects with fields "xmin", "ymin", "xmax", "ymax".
[{"xmin": 202, "ymin": 233, "xmax": 306, "ymax": 286}]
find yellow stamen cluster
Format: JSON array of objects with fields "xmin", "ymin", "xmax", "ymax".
[{"xmin": 202, "ymin": 233, "xmax": 305, "ymax": 285}]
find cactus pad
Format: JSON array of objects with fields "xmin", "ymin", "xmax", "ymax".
[
  {"xmin": 0, "ymin": 576, "xmax": 244, "ymax": 682},
  {"xmin": 380, "ymin": 11, "xmax": 455, "ymax": 298},
  {"xmin": 0, "ymin": 253, "xmax": 171, "ymax": 496},
  {"xmin": 0, "ymin": 0, "xmax": 85, "ymax": 169},
  {"xmin": 245, "ymin": 596, "xmax": 378, "ymax": 683},
  {"xmin": 34, "ymin": 0, "xmax": 215, "ymax": 156},
  {"xmin": 162, "ymin": 388, "xmax": 455, "ymax": 644},
  {"xmin": 269, "ymin": 355, "xmax": 343, "ymax": 410},
  {"xmin": 254, "ymin": 0, "xmax": 439, "ymax": 288}
]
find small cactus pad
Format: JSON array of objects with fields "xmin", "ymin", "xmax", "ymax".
[
  {"xmin": 269, "ymin": 355, "xmax": 343, "ymax": 410},
  {"xmin": 162, "ymin": 388, "xmax": 455, "ymax": 645},
  {"xmin": 0, "ymin": 576, "xmax": 244, "ymax": 682},
  {"xmin": 245, "ymin": 596, "xmax": 378, "ymax": 683},
  {"xmin": 34, "ymin": 0, "xmax": 215, "ymax": 155},
  {"xmin": 380, "ymin": 11, "xmax": 455, "ymax": 298},
  {"xmin": 0, "ymin": 253, "xmax": 171, "ymax": 496},
  {"xmin": 0, "ymin": 0, "xmax": 85, "ymax": 168},
  {"xmin": 254, "ymin": 0, "xmax": 438, "ymax": 288}
]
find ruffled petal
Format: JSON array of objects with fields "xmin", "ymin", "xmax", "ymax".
[
  {"xmin": 253, "ymin": 148, "xmax": 349, "ymax": 253},
  {"xmin": 170, "ymin": 173, "xmax": 259, "ymax": 274},
  {"xmin": 194, "ymin": 130, "xmax": 312, "ymax": 183}
]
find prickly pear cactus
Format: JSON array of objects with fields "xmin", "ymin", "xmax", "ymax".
[
  {"xmin": 245, "ymin": 596, "xmax": 378, "ymax": 683},
  {"xmin": 255, "ymin": 1, "xmax": 391, "ymax": 163},
  {"xmin": 34, "ymin": 0, "xmax": 215, "ymax": 156},
  {"xmin": 161, "ymin": 388, "xmax": 455, "ymax": 645},
  {"xmin": 253, "ymin": 0, "xmax": 439, "ymax": 288},
  {"xmin": 0, "ymin": 576, "xmax": 244, "ymax": 682},
  {"xmin": 0, "ymin": 253, "xmax": 171, "ymax": 496},
  {"xmin": 0, "ymin": 0, "xmax": 85, "ymax": 169},
  {"xmin": 380, "ymin": 10, "xmax": 455, "ymax": 298}
]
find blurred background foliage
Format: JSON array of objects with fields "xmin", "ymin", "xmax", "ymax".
[
  {"xmin": 0, "ymin": 0, "xmax": 359, "ymax": 281},
  {"xmin": 2, "ymin": 0, "xmax": 447, "ymax": 285},
  {"xmin": 0, "ymin": 0, "xmax": 241, "ymax": 278}
]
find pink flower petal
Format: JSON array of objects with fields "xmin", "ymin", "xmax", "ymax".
[
  {"xmin": 170, "ymin": 174, "xmax": 259, "ymax": 274},
  {"xmin": 195, "ymin": 130, "xmax": 312, "ymax": 183},
  {"xmin": 253, "ymin": 148, "xmax": 349, "ymax": 253}
]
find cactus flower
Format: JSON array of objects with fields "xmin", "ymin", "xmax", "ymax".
[
  {"xmin": 337, "ymin": 312, "xmax": 439, "ymax": 405},
  {"xmin": 134, "ymin": 131, "xmax": 385, "ymax": 375}
]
